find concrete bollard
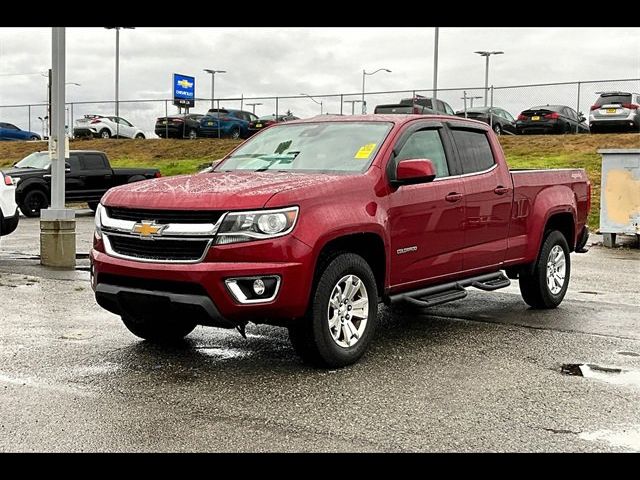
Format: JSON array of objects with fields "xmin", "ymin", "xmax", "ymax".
[{"xmin": 40, "ymin": 219, "xmax": 76, "ymax": 269}]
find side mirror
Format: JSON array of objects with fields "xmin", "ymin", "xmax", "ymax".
[
  {"xmin": 65, "ymin": 162, "xmax": 71, "ymax": 173},
  {"xmin": 394, "ymin": 158, "xmax": 436, "ymax": 186}
]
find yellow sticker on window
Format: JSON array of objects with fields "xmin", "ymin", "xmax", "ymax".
[{"xmin": 354, "ymin": 143, "xmax": 377, "ymax": 159}]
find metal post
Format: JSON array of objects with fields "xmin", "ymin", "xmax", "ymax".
[
  {"xmin": 490, "ymin": 86, "xmax": 494, "ymax": 129},
  {"xmin": 576, "ymin": 81, "xmax": 581, "ymax": 133},
  {"xmin": 240, "ymin": 93, "xmax": 244, "ymax": 112},
  {"xmin": 48, "ymin": 69, "xmax": 52, "ymax": 139},
  {"xmin": 28, "ymin": 105, "xmax": 31, "ymax": 133},
  {"xmin": 165, "ymin": 100, "xmax": 168, "ymax": 139},
  {"xmin": 275, "ymin": 97, "xmax": 279, "ymax": 119},
  {"xmin": 216, "ymin": 98, "xmax": 220, "ymax": 139},
  {"xmin": 463, "ymin": 91, "xmax": 468, "ymax": 118},
  {"xmin": 340, "ymin": 94, "xmax": 343, "ymax": 115},
  {"xmin": 484, "ymin": 55, "xmax": 490, "ymax": 106},
  {"xmin": 115, "ymin": 28, "xmax": 120, "ymax": 138},
  {"xmin": 70, "ymin": 102, "xmax": 73, "ymax": 139},
  {"xmin": 361, "ymin": 70, "xmax": 366, "ymax": 114},
  {"xmin": 433, "ymin": 27, "xmax": 439, "ymax": 100}
]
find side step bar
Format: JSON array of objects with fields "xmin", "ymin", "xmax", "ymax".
[{"xmin": 388, "ymin": 271, "xmax": 511, "ymax": 308}]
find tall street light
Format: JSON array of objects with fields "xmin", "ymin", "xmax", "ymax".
[
  {"xmin": 203, "ymin": 69, "xmax": 226, "ymax": 110},
  {"xmin": 300, "ymin": 93, "xmax": 323, "ymax": 115},
  {"xmin": 105, "ymin": 27, "xmax": 135, "ymax": 138},
  {"xmin": 474, "ymin": 50, "xmax": 503, "ymax": 107},
  {"xmin": 433, "ymin": 27, "xmax": 439, "ymax": 100},
  {"xmin": 246, "ymin": 102, "xmax": 262, "ymax": 114},
  {"xmin": 362, "ymin": 68, "xmax": 391, "ymax": 114}
]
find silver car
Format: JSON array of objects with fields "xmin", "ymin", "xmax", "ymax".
[{"xmin": 589, "ymin": 91, "xmax": 640, "ymax": 133}]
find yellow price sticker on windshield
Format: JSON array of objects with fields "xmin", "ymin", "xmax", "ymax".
[{"xmin": 354, "ymin": 143, "xmax": 377, "ymax": 159}]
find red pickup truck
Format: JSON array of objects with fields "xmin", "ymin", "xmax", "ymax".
[{"xmin": 91, "ymin": 115, "xmax": 590, "ymax": 367}]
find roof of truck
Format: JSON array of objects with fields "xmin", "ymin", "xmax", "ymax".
[{"xmin": 288, "ymin": 114, "xmax": 488, "ymax": 129}]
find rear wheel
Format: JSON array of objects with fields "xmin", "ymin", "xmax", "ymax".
[
  {"xmin": 30, "ymin": 135, "xmax": 39, "ymax": 141},
  {"xmin": 519, "ymin": 230, "xmax": 570, "ymax": 309},
  {"xmin": 230, "ymin": 127, "xmax": 241, "ymax": 140},
  {"xmin": 135, "ymin": 133, "xmax": 145, "ymax": 139},
  {"xmin": 188, "ymin": 129, "xmax": 197, "ymax": 140},
  {"xmin": 19, "ymin": 189, "xmax": 49, "ymax": 217},
  {"xmin": 288, "ymin": 253, "xmax": 378, "ymax": 368},
  {"xmin": 121, "ymin": 314, "xmax": 197, "ymax": 343},
  {"xmin": 493, "ymin": 123, "xmax": 502, "ymax": 135}
]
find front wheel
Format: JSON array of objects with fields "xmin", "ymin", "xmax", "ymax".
[
  {"xmin": 87, "ymin": 201, "xmax": 99, "ymax": 212},
  {"xmin": 121, "ymin": 314, "xmax": 197, "ymax": 343},
  {"xmin": 19, "ymin": 189, "xmax": 49, "ymax": 217},
  {"xmin": 99, "ymin": 129, "xmax": 111, "ymax": 139},
  {"xmin": 135, "ymin": 133, "xmax": 145, "ymax": 139},
  {"xmin": 288, "ymin": 253, "xmax": 378, "ymax": 368},
  {"xmin": 188, "ymin": 129, "xmax": 197, "ymax": 140},
  {"xmin": 30, "ymin": 135, "xmax": 40, "ymax": 141},
  {"xmin": 230, "ymin": 127, "xmax": 241, "ymax": 140},
  {"xmin": 519, "ymin": 230, "xmax": 571, "ymax": 309},
  {"xmin": 493, "ymin": 123, "xmax": 502, "ymax": 135}
]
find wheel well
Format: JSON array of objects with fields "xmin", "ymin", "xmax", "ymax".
[
  {"xmin": 544, "ymin": 213, "xmax": 575, "ymax": 252},
  {"xmin": 315, "ymin": 233, "xmax": 386, "ymax": 296},
  {"xmin": 17, "ymin": 184, "xmax": 49, "ymax": 203}
]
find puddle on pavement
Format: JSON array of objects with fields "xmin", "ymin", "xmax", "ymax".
[
  {"xmin": 195, "ymin": 347, "xmax": 251, "ymax": 360},
  {"xmin": 579, "ymin": 425, "xmax": 640, "ymax": 452},
  {"xmin": 618, "ymin": 351, "xmax": 640, "ymax": 357},
  {"xmin": 561, "ymin": 363, "xmax": 640, "ymax": 387}
]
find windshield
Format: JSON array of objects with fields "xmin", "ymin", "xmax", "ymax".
[
  {"xmin": 216, "ymin": 121, "xmax": 393, "ymax": 173},
  {"xmin": 15, "ymin": 152, "xmax": 50, "ymax": 169}
]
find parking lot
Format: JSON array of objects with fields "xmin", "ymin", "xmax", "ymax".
[{"xmin": 1, "ymin": 213, "xmax": 639, "ymax": 452}]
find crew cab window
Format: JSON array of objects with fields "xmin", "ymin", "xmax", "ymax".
[
  {"xmin": 81, "ymin": 154, "xmax": 108, "ymax": 170},
  {"xmin": 67, "ymin": 156, "xmax": 81, "ymax": 171},
  {"xmin": 395, "ymin": 129, "xmax": 449, "ymax": 178},
  {"xmin": 450, "ymin": 129, "xmax": 495, "ymax": 174}
]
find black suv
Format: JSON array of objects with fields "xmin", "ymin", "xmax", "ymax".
[{"xmin": 374, "ymin": 95, "xmax": 455, "ymax": 115}]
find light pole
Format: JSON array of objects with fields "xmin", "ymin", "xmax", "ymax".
[
  {"xmin": 343, "ymin": 99, "xmax": 363, "ymax": 115},
  {"xmin": 474, "ymin": 50, "xmax": 503, "ymax": 106},
  {"xmin": 362, "ymin": 68, "xmax": 391, "ymax": 114},
  {"xmin": 246, "ymin": 102, "xmax": 262, "ymax": 114},
  {"xmin": 204, "ymin": 69, "xmax": 226, "ymax": 138},
  {"xmin": 300, "ymin": 93, "xmax": 323, "ymax": 115},
  {"xmin": 433, "ymin": 27, "xmax": 439, "ymax": 100},
  {"xmin": 105, "ymin": 27, "xmax": 135, "ymax": 138},
  {"xmin": 203, "ymin": 69, "xmax": 226, "ymax": 110},
  {"xmin": 65, "ymin": 83, "xmax": 80, "ymax": 138},
  {"xmin": 460, "ymin": 92, "xmax": 483, "ymax": 117}
]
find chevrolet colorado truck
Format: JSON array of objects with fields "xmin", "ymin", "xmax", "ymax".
[
  {"xmin": 2, "ymin": 150, "xmax": 161, "ymax": 217},
  {"xmin": 91, "ymin": 115, "xmax": 591, "ymax": 367}
]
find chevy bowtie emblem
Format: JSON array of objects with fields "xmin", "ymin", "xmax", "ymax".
[{"xmin": 132, "ymin": 220, "xmax": 165, "ymax": 238}]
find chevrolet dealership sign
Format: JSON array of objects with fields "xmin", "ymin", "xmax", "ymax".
[{"xmin": 173, "ymin": 73, "xmax": 195, "ymax": 108}]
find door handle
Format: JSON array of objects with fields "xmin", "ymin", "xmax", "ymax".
[
  {"xmin": 494, "ymin": 186, "xmax": 509, "ymax": 195},
  {"xmin": 445, "ymin": 192, "xmax": 463, "ymax": 202}
]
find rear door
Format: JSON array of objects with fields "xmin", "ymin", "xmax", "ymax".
[
  {"xmin": 64, "ymin": 155, "xmax": 84, "ymax": 200},
  {"xmin": 448, "ymin": 123, "xmax": 513, "ymax": 271},
  {"xmin": 387, "ymin": 121, "xmax": 466, "ymax": 287},
  {"xmin": 80, "ymin": 153, "xmax": 113, "ymax": 200},
  {"xmin": 116, "ymin": 118, "xmax": 136, "ymax": 138}
]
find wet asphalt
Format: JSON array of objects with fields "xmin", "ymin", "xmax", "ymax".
[{"xmin": 0, "ymin": 213, "xmax": 639, "ymax": 452}]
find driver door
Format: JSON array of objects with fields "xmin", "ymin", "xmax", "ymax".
[{"xmin": 387, "ymin": 122, "xmax": 466, "ymax": 288}]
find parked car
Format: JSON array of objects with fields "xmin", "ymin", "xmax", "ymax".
[
  {"xmin": 455, "ymin": 107, "xmax": 517, "ymax": 135},
  {"xmin": 199, "ymin": 109, "xmax": 258, "ymax": 139},
  {"xmin": 155, "ymin": 113, "xmax": 204, "ymax": 139},
  {"xmin": 74, "ymin": 115, "xmax": 146, "ymax": 139},
  {"xmin": 0, "ymin": 122, "xmax": 41, "ymax": 141},
  {"xmin": 91, "ymin": 114, "xmax": 590, "ymax": 367},
  {"xmin": 0, "ymin": 170, "xmax": 19, "ymax": 243},
  {"xmin": 247, "ymin": 113, "xmax": 300, "ymax": 136},
  {"xmin": 2, "ymin": 150, "xmax": 160, "ymax": 217},
  {"xmin": 374, "ymin": 96, "xmax": 455, "ymax": 115},
  {"xmin": 589, "ymin": 91, "xmax": 640, "ymax": 133},
  {"xmin": 516, "ymin": 105, "xmax": 589, "ymax": 134}
]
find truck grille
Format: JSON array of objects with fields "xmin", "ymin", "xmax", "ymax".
[
  {"xmin": 106, "ymin": 235, "xmax": 210, "ymax": 262},
  {"xmin": 107, "ymin": 207, "xmax": 223, "ymax": 224}
]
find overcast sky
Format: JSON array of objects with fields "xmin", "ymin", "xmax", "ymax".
[{"xmin": 0, "ymin": 27, "xmax": 638, "ymax": 132}]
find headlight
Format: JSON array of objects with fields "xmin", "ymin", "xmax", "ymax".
[
  {"xmin": 215, "ymin": 206, "xmax": 298, "ymax": 245},
  {"xmin": 94, "ymin": 203, "xmax": 103, "ymax": 239}
]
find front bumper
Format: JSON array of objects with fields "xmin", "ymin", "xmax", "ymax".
[
  {"xmin": 0, "ymin": 208, "xmax": 19, "ymax": 236},
  {"xmin": 90, "ymin": 236, "xmax": 314, "ymax": 326}
]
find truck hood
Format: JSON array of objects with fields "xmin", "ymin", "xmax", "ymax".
[
  {"xmin": 1, "ymin": 167, "xmax": 48, "ymax": 178},
  {"xmin": 102, "ymin": 171, "xmax": 346, "ymax": 210}
]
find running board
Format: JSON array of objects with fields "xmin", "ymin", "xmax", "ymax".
[{"xmin": 388, "ymin": 271, "xmax": 511, "ymax": 308}]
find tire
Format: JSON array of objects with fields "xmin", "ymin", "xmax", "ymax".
[
  {"xmin": 493, "ymin": 123, "xmax": 502, "ymax": 135},
  {"xmin": 288, "ymin": 253, "xmax": 378, "ymax": 368},
  {"xmin": 30, "ymin": 135, "xmax": 39, "ymax": 141},
  {"xmin": 188, "ymin": 129, "xmax": 197, "ymax": 140},
  {"xmin": 19, "ymin": 189, "xmax": 49, "ymax": 217},
  {"xmin": 519, "ymin": 230, "xmax": 571, "ymax": 309},
  {"xmin": 99, "ymin": 129, "xmax": 111, "ymax": 139},
  {"xmin": 230, "ymin": 127, "xmax": 241, "ymax": 140},
  {"xmin": 135, "ymin": 133, "xmax": 145, "ymax": 139},
  {"xmin": 121, "ymin": 314, "xmax": 197, "ymax": 343},
  {"xmin": 87, "ymin": 201, "xmax": 99, "ymax": 212}
]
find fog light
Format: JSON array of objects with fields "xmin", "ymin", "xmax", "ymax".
[{"xmin": 253, "ymin": 279, "xmax": 265, "ymax": 295}]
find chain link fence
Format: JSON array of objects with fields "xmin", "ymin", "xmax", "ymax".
[{"xmin": 0, "ymin": 78, "xmax": 638, "ymax": 139}]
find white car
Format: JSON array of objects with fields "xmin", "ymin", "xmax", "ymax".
[
  {"xmin": 73, "ymin": 115, "xmax": 146, "ymax": 139},
  {"xmin": 0, "ymin": 171, "xmax": 19, "ymax": 242}
]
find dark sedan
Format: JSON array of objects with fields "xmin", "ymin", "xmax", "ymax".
[
  {"xmin": 455, "ymin": 107, "xmax": 517, "ymax": 135},
  {"xmin": 155, "ymin": 113, "xmax": 204, "ymax": 139},
  {"xmin": 247, "ymin": 113, "xmax": 299, "ymax": 136},
  {"xmin": 516, "ymin": 105, "xmax": 589, "ymax": 135}
]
